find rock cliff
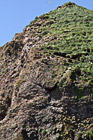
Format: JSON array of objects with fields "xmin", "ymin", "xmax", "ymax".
[{"xmin": 0, "ymin": 2, "xmax": 93, "ymax": 140}]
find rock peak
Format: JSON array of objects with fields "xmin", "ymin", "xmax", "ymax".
[{"xmin": 0, "ymin": 2, "xmax": 93, "ymax": 140}]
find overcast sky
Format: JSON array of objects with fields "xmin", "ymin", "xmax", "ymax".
[{"xmin": 0, "ymin": 0, "xmax": 93, "ymax": 47}]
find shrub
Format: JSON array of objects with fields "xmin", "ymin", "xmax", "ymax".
[{"xmin": 77, "ymin": 131, "xmax": 82, "ymax": 140}]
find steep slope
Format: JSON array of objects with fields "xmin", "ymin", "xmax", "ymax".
[{"xmin": 0, "ymin": 2, "xmax": 93, "ymax": 140}]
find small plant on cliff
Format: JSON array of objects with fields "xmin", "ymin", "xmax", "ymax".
[
  {"xmin": 41, "ymin": 129, "xmax": 46, "ymax": 135},
  {"xmin": 85, "ymin": 130, "xmax": 93, "ymax": 140},
  {"xmin": 77, "ymin": 131, "xmax": 83, "ymax": 140}
]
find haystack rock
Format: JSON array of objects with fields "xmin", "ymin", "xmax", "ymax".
[{"xmin": 0, "ymin": 2, "xmax": 93, "ymax": 140}]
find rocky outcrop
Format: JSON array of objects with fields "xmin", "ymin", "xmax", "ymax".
[{"xmin": 0, "ymin": 2, "xmax": 93, "ymax": 140}]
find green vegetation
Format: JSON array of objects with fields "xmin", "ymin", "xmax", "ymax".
[
  {"xmin": 85, "ymin": 130, "xmax": 93, "ymax": 140},
  {"xmin": 41, "ymin": 129, "xmax": 46, "ymax": 135},
  {"xmin": 32, "ymin": 2, "xmax": 93, "ymax": 98},
  {"xmin": 77, "ymin": 131, "xmax": 82, "ymax": 140}
]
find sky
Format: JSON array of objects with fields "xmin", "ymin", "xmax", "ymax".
[{"xmin": 0, "ymin": 0, "xmax": 93, "ymax": 47}]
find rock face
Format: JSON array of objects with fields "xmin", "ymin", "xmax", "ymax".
[{"xmin": 0, "ymin": 2, "xmax": 93, "ymax": 140}]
